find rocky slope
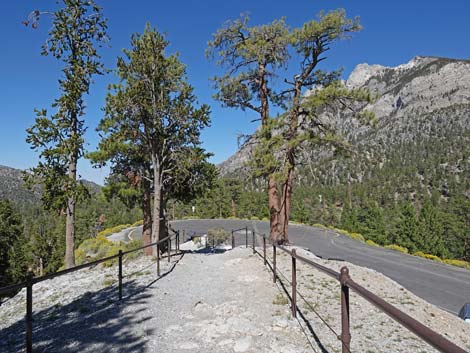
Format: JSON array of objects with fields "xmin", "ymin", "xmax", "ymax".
[{"xmin": 218, "ymin": 56, "xmax": 470, "ymax": 197}]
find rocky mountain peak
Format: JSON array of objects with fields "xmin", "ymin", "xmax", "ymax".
[{"xmin": 346, "ymin": 56, "xmax": 437, "ymax": 89}]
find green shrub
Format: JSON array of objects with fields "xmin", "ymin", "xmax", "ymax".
[
  {"xmin": 75, "ymin": 233, "xmax": 144, "ymax": 266},
  {"xmin": 349, "ymin": 233, "xmax": 365, "ymax": 242},
  {"xmin": 384, "ymin": 244, "xmax": 409, "ymax": 254},
  {"xmin": 413, "ymin": 251, "xmax": 443, "ymax": 262},
  {"xmin": 98, "ymin": 224, "xmax": 132, "ymax": 238},
  {"xmin": 207, "ymin": 228, "xmax": 230, "ymax": 246},
  {"xmin": 131, "ymin": 220, "xmax": 143, "ymax": 227},
  {"xmin": 312, "ymin": 223, "xmax": 327, "ymax": 229},
  {"xmin": 443, "ymin": 259, "xmax": 470, "ymax": 269},
  {"xmin": 366, "ymin": 239, "xmax": 379, "ymax": 247}
]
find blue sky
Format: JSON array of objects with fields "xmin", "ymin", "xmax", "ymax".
[{"xmin": 0, "ymin": 0, "xmax": 469, "ymax": 184}]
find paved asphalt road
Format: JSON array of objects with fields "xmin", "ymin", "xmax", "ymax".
[{"xmin": 119, "ymin": 219, "xmax": 470, "ymax": 315}]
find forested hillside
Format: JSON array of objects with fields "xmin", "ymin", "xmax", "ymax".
[
  {"xmin": 211, "ymin": 56, "xmax": 470, "ymax": 261},
  {"xmin": 0, "ymin": 165, "xmax": 142, "ymax": 289}
]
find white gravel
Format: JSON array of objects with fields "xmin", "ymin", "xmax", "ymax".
[{"xmin": 1, "ymin": 243, "xmax": 468, "ymax": 353}]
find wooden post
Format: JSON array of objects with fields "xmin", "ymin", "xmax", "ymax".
[
  {"xmin": 118, "ymin": 250, "xmax": 123, "ymax": 300},
  {"xmin": 26, "ymin": 273, "xmax": 33, "ymax": 353},
  {"xmin": 252, "ymin": 230, "xmax": 255, "ymax": 254},
  {"xmin": 340, "ymin": 266, "xmax": 351, "ymax": 353},
  {"xmin": 231, "ymin": 230, "xmax": 235, "ymax": 249},
  {"xmin": 291, "ymin": 249, "xmax": 297, "ymax": 318},
  {"xmin": 245, "ymin": 227, "xmax": 248, "ymax": 248}
]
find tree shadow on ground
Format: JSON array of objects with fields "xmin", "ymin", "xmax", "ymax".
[{"xmin": 0, "ymin": 255, "xmax": 185, "ymax": 353}]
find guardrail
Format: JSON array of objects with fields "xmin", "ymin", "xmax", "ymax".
[
  {"xmin": 0, "ymin": 228, "xmax": 182, "ymax": 353},
  {"xmin": 232, "ymin": 227, "xmax": 468, "ymax": 353}
]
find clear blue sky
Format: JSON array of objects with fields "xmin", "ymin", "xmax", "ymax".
[{"xmin": 0, "ymin": 0, "xmax": 469, "ymax": 184}]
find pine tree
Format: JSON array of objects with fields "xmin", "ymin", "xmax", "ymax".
[
  {"xmin": 418, "ymin": 201, "xmax": 447, "ymax": 257},
  {"xmin": 393, "ymin": 203, "xmax": 420, "ymax": 253},
  {"xmin": 94, "ymin": 24, "xmax": 211, "ymax": 254},
  {"xmin": 0, "ymin": 200, "xmax": 28, "ymax": 288},
  {"xmin": 207, "ymin": 15, "xmax": 290, "ymax": 241},
  {"xmin": 24, "ymin": 0, "xmax": 108, "ymax": 268}
]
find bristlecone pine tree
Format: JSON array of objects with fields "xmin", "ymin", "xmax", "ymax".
[
  {"xmin": 207, "ymin": 14, "xmax": 290, "ymax": 241},
  {"xmin": 208, "ymin": 9, "xmax": 373, "ymax": 243},
  {"xmin": 93, "ymin": 24, "xmax": 211, "ymax": 255},
  {"xmin": 24, "ymin": 0, "xmax": 108, "ymax": 268}
]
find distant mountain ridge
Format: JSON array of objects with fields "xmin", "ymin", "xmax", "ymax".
[
  {"xmin": 0, "ymin": 165, "xmax": 102, "ymax": 206},
  {"xmin": 218, "ymin": 56, "xmax": 470, "ymax": 201}
]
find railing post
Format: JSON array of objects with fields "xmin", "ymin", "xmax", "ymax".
[
  {"xmin": 339, "ymin": 266, "xmax": 351, "ymax": 353},
  {"xmin": 156, "ymin": 243, "xmax": 160, "ymax": 276},
  {"xmin": 273, "ymin": 244, "xmax": 277, "ymax": 283},
  {"xmin": 118, "ymin": 250, "xmax": 123, "ymax": 301},
  {"xmin": 291, "ymin": 249, "xmax": 297, "ymax": 318},
  {"xmin": 175, "ymin": 232, "xmax": 178, "ymax": 253},
  {"xmin": 231, "ymin": 230, "xmax": 235, "ymax": 249},
  {"xmin": 252, "ymin": 230, "xmax": 255, "ymax": 254},
  {"xmin": 26, "ymin": 272, "xmax": 33, "ymax": 353},
  {"xmin": 167, "ymin": 238, "xmax": 171, "ymax": 263},
  {"xmin": 263, "ymin": 236, "xmax": 266, "ymax": 265},
  {"xmin": 245, "ymin": 227, "xmax": 248, "ymax": 248}
]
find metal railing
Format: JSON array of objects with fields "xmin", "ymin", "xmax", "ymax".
[
  {"xmin": 232, "ymin": 227, "xmax": 468, "ymax": 353},
  {"xmin": 0, "ymin": 228, "xmax": 182, "ymax": 353}
]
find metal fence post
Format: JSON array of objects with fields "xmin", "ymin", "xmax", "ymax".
[
  {"xmin": 231, "ymin": 230, "xmax": 235, "ymax": 249},
  {"xmin": 252, "ymin": 230, "xmax": 255, "ymax": 254},
  {"xmin": 339, "ymin": 266, "xmax": 351, "ymax": 353},
  {"xmin": 263, "ymin": 236, "xmax": 266, "ymax": 265},
  {"xmin": 156, "ymin": 243, "xmax": 160, "ymax": 276},
  {"xmin": 175, "ymin": 232, "xmax": 178, "ymax": 253},
  {"xmin": 118, "ymin": 250, "xmax": 123, "ymax": 301},
  {"xmin": 167, "ymin": 238, "xmax": 171, "ymax": 263},
  {"xmin": 273, "ymin": 245, "xmax": 277, "ymax": 283},
  {"xmin": 291, "ymin": 249, "xmax": 297, "ymax": 318},
  {"xmin": 26, "ymin": 273, "xmax": 33, "ymax": 353},
  {"xmin": 245, "ymin": 227, "xmax": 248, "ymax": 248}
]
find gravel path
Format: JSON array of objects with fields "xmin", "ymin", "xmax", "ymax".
[
  {"xmin": 2, "ymin": 242, "xmax": 468, "ymax": 353},
  {"xmin": 0, "ymin": 246, "xmax": 310, "ymax": 353}
]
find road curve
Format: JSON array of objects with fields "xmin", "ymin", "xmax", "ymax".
[{"xmin": 123, "ymin": 219, "xmax": 470, "ymax": 314}]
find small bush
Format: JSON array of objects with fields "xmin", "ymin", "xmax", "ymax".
[
  {"xmin": 443, "ymin": 259, "xmax": 470, "ymax": 269},
  {"xmin": 250, "ymin": 216, "xmax": 260, "ymax": 220},
  {"xmin": 206, "ymin": 228, "xmax": 230, "ymax": 246},
  {"xmin": 413, "ymin": 251, "xmax": 443, "ymax": 262},
  {"xmin": 98, "ymin": 224, "xmax": 132, "ymax": 238},
  {"xmin": 131, "ymin": 220, "xmax": 143, "ymax": 227},
  {"xmin": 366, "ymin": 239, "xmax": 379, "ymax": 247},
  {"xmin": 349, "ymin": 232, "xmax": 365, "ymax": 242},
  {"xmin": 272, "ymin": 293, "xmax": 289, "ymax": 305},
  {"xmin": 75, "ymin": 234, "xmax": 144, "ymax": 266},
  {"xmin": 384, "ymin": 244, "xmax": 409, "ymax": 254}
]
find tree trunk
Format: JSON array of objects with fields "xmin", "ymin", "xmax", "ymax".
[
  {"xmin": 259, "ymin": 63, "xmax": 281, "ymax": 242},
  {"xmin": 65, "ymin": 156, "xmax": 77, "ymax": 269},
  {"xmin": 279, "ymin": 168, "xmax": 293, "ymax": 243},
  {"xmin": 268, "ymin": 176, "xmax": 281, "ymax": 242},
  {"xmin": 142, "ymin": 177, "xmax": 152, "ymax": 256},
  {"xmin": 231, "ymin": 198, "xmax": 237, "ymax": 218},
  {"xmin": 151, "ymin": 156, "xmax": 162, "ymax": 257}
]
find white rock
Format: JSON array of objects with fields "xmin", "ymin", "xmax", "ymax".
[
  {"xmin": 179, "ymin": 342, "xmax": 199, "ymax": 350},
  {"xmin": 233, "ymin": 336, "xmax": 253, "ymax": 352}
]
